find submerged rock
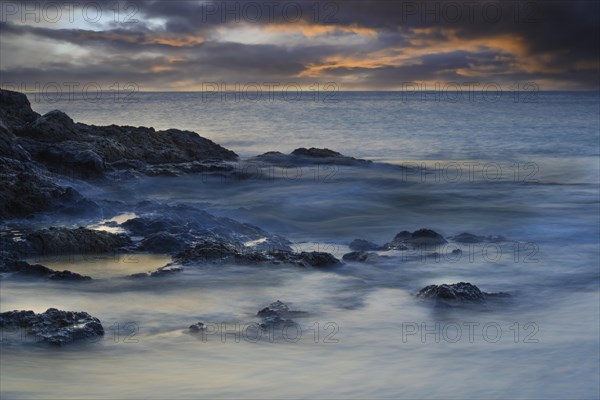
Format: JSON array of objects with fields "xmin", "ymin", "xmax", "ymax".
[
  {"xmin": 0, "ymin": 308, "xmax": 104, "ymax": 345},
  {"xmin": 349, "ymin": 239, "xmax": 381, "ymax": 251},
  {"xmin": 451, "ymin": 232, "xmax": 506, "ymax": 243}
]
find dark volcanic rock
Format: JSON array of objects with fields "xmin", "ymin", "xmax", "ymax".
[
  {"xmin": 0, "ymin": 308, "xmax": 103, "ymax": 345},
  {"xmin": 416, "ymin": 282, "xmax": 509, "ymax": 307},
  {"xmin": 0, "ymin": 156, "xmax": 96, "ymax": 219},
  {"xmin": 295, "ymin": 251, "xmax": 340, "ymax": 268},
  {"xmin": 13, "ymin": 227, "xmax": 132, "ymax": 256},
  {"xmin": 349, "ymin": 239, "xmax": 380, "ymax": 251},
  {"xmin": 123, "ymin": 205, "xmax": 292, "ymax": 255},
  {"xmin": 408, "ymin": 229, "xmax": 448, "ymax": 246},
  {"xmin": 0, "ymin": 89, "xmax": 238, "ymax": 184},
  {"xmin": 417, "ymin": 282, "xmax": 486, "ymax": 303},
  {"xmin": 138, "ymin": 232, "xmax": 186, "ymax": 253},
  {"xmin": 0, "ymin": 134, "xmax": 31, "ymax": 161},
  {"xmin": 0, "ymin": 260, "xmax": 91, "ymax": 281},
  {"xmin": 256, "ymin": 300, "xmax": 306, "ymax": 330},
  {"xmin": 393, "ymin": 231, "xmax": 413, "ymax": 241},
  {"xmin": 291, "ymin": 147, "xmax": 344, "ymax": 158},
  {"xmin": 18, "ymin": 110, "xmax": 79, "ymax": 142},
  {"xmin": 382, "ymin": 228, "xmax": 447, "ymax": 249},
  {"xmin": 173, "ymin": 238, "xmax": 340, "ymax": 269},
  {"xmin": 342, "ymin": 251, "xmax": 378, "ymax": 263},
  {"xmin": 253, "ymin": 147, "xmax": 371, "ymax": 166},
  {"xmin": 188, "ymin": 322, "xmax": 205, "ymax": 332},
  {"xmin": 35, "ymin": 143, "xmax": 106, "ymax": 178},
  {"xmin": 0, "ymin": 89, "xmax": 40, "ymax": 133}
]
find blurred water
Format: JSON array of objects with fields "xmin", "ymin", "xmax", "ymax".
[{"xmin": 1, "ymin": 92, "xmax": 599, "ymax": 399}]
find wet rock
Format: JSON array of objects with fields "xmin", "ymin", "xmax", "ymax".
[
  {"xmin": 342, "ymin": 251, "xmax": 379, "ymax": 263},
  {"xmin": 257, "ymin": 300, "xmax": 306, "ymax": 330},
  {"xmin": 382, "ymin": 228, "xmax": 447, "ymax": 249},
  {"xmin": 0, "ymin": 308, "xmax": 104, "ymax": 345},
  {"xmin": 138, "ymin": 232, "xmax": 186, "ymax": 253},
  {"xmin": 175, "ymin": 239, "xmax": 244, "ymax": 263},
  {"xmin": 349, "ymin": 239, "xmax": 380, "ymax": 251},
  {"xmin": 408, "ymin": 229, "xmax": 448, "ymax": 246},
  {"xmin": 417, "ymin": 282, "xmax": 486, "ymax": 303},
  {"xmin": 0, "ymin": 135, "xmax": 31, "ymax": 161},
  {"xmin": 144, "ymin": 161, "xmax": 234, "ymax": 177},
  {"xmin": 294, "ymin": 251, "xmax": 340, "ymax": 268},
  {"xmin": 35, "ymin": 143, "xmax": 106, "ymax": 179},
  {"xmin": 416, "ymin": 282, "xmax": 510, "ymax": 307},
  {"xmin": 451, "ymin": 232, "xmax": 506, "ymax": 243},
  {"xmin": 1, "ymin": 90, "xmax": 238, "ymax": 184},
  {"xmin": 14, "ymin": 227, "xmax": 132, "ymax": 256},
  {"xmin": 0, "ymin": 156, "xmax": 97, "ymax": 220},
  {"xmin": 291, "ymin": 148, "xmax": 344, "ymax": 158},
  {"xmin": 127, "ymin": 262, "xmax": 183, "ymax": 278},
  {"xmin": 173, "ymin": 238, "xmax": 340, "ymax": 269},
  {"xmin": 393, "ymin": 231, "xmax": 413, "ymax": 241},
  {"xmin": 0, "ymin": 89, "xmax": 40, "ymax": 132},
  {"xmin": 17, "ymin": 110, "xmax": 79, "ymax": 142},
  {"xmin": 148, "ymin": 264, "xmax": 183, "ymax": 277},
  {"xmin": 253, "ymin": 147, "xmax": 372, "ymax": 166},
  {"xmin": 122, "ymin": 205, "xmax": 292, "ymax": 255},
  {"xmin": 0, "ymin": 260, "xmax": 91, "ymax": 281},
  {"xmin": 189, "ymin": 322, "xmax": 205, "ymax": 332}
]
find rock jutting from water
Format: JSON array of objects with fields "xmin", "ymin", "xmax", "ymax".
[
  {"xmin": 252, "ymin": 147, "xmax": 372, "ymax": 166},
  {"xmin": 416, "ymin": 282, "xmax": 510, "ymax": 307},
  {"xmin": 0, "ymin": 308, "xmax": 104, "ymax": 345}
]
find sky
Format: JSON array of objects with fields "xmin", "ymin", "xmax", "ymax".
[{"xmin": 0, "ymin": 0, "xmax": 598, "ymax": 91}]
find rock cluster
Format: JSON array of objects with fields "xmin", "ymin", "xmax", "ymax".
[{"xmin": 0, "ymin": 308, "xmax": 104, "ymax": 345}]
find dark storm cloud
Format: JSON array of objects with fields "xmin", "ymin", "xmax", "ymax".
[{"xmin": 0, "ymin": 0, "xmax": 598, "ymax": 89}]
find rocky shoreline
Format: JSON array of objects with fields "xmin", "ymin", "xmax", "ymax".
[{"xmin": 0, "ymin": 89, "xmax": 512, "ymax": 346}]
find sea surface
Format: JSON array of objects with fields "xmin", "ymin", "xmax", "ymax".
[{"xmin": 1, "ymin": 91, "xmax": 599, "ymax": 399}]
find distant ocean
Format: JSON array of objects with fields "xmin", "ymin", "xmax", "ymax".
[{"xmin": 26, "ymin": 91, "xmax": 600, "ymax": 160}]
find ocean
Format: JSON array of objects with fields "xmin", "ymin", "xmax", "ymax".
[{"xmin": 1, "ymin": 91, "xmax": 599, "ymax": 399}]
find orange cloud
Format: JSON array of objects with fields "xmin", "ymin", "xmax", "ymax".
[
  {"xmin": 299, "ymin": 27, "xmax": 566, "ymax": 79},
  {"xmin": 264, "ymin": 22, "xmax": 378, "ymax": 38},
  {"xmin": 78, "ymin": 30, "xmax": 204, "ymax": 47}
]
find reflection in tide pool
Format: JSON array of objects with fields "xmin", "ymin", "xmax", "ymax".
[{"xmin": 25, "ymin": 253, "xmax": 172, "ymax": 279}]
